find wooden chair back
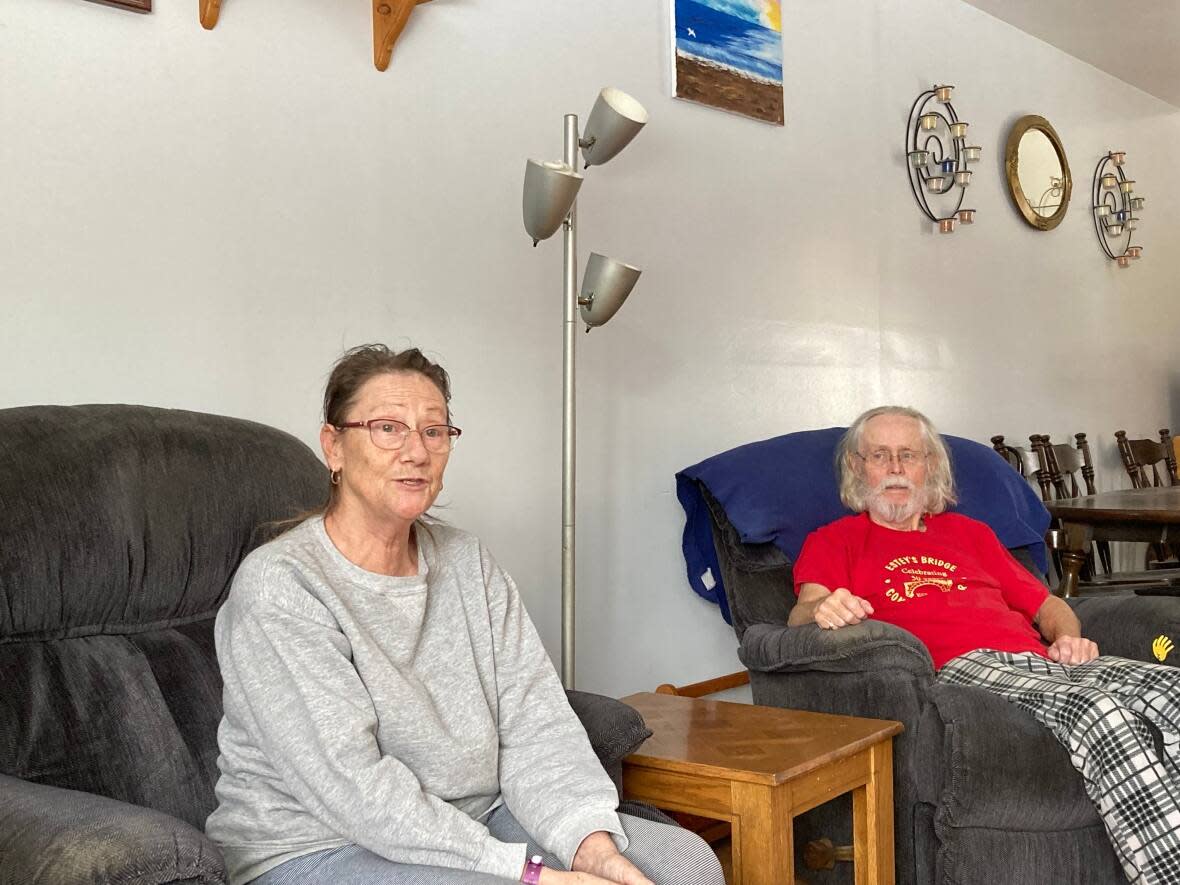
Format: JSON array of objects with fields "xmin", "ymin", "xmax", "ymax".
[
  {"xmin": 1031, "ymin": 433, "xmax": 1098, "ymax": 500},
  {"xmin": 1032, "ymin": 432, "xmax": 1112, "ymax": 576},
  {"xmin": 1115, "ymin": 429, "xmax": 1178, "ymax": 488},
  {"xmin": 990, "ymin": 435, "xmax": 1047, "ymax": 499}
]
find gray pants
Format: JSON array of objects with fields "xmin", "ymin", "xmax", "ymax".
[{"xmin": 250, "ymin": 805, "xmax": 726, "ymax": 885}]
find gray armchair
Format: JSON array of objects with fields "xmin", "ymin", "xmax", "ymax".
[
  {"xmin": 701, "ymin": 485, "xmax": 1180, "ymax": 885},
  {"xmin": 0, "ymin": 405, "xmax": 656, "ymax": 885}
]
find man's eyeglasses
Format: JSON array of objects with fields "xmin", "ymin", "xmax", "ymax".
[
  {"xmin": 335, "ymin": 418, "xmax": 462, "ymax": 454},
  {"xmin": 856, "ymin": 449, "xmax": 927, "ymax": 468}
]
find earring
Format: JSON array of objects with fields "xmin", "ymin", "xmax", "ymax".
[{"xmin": 331, "ymin": 470, "xmax": 341, "ymax": 486}]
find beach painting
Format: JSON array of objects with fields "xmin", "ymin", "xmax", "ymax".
[{"xmin": 671, "ymin": 0, "xmax": 784, "ymax": 125}]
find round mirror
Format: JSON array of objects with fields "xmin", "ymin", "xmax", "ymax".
[{"xmin": 1004, "ymin": 115, "xmax": 1071, "ymax": 230}]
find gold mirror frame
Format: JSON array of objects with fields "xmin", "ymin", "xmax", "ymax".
[{"xmin": 1004, "ymin": 115, "xmax": 1072, "ymax": 231}]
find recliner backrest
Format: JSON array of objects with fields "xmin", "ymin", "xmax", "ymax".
[
  {"xmin": 0, "ymin": 405, "xmax": 327, "ymax": 828},
  {"xmin": 701, "ymin": 485, "xmax": 793, "ymax": 639}
]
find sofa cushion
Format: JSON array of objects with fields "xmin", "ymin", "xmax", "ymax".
[
  {"xmin": 0, "ymin": 773, "xmax": 227, "ymax": 884},
  {"xmin": 0, "ymin": 623, "xmax": 223, "ymax": 829}
]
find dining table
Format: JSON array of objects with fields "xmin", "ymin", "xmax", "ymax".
[{"xmin": 1045, "ymin": 486, "xmax": 1180, "ymax": 597}]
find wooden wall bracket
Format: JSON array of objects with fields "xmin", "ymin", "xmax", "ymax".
[
  {"xmin": 373, "ymin": 0, "xmax": 431, "ymax": 71},
  {"xmin": 199, "ymin": 0, "xmax": 430, "ymax": 70},
  {"xmin": 199, "ymin": 0, "xmax": 220, "ymax": 29}
]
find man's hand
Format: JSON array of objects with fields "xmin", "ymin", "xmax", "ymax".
[
  {"xmin": 1047, "ymin": 634, "xmax": 1099, "ymax": 665},
  {"xmin": 568, "ymin": 831, "xmax": 652, "ymax": 885},
  {"xmin": 1035, "ymin": 596, "xmax": 1098, "ymax": 664},
  {"xmin": 812, "ymin": 586, "xmax": 874, "ymax": 630}
]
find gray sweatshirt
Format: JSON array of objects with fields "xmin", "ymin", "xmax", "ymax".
[{"xmin": 205, "ymin": 517, "xmax": 625, "ymax": 884}]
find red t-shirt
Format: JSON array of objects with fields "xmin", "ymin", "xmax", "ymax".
[{"xmin": 793, "ymin": 512, "xmax": 1049, "ymax": 669}]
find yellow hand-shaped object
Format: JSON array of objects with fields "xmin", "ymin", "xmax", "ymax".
[{"xmin": 1152, "ymin": 635, "xmax": 1174, "ymax": 663}]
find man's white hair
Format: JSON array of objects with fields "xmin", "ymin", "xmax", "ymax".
[{"xmin": 837, "ymin": 405, "xmax": 957, "ymax": 514}]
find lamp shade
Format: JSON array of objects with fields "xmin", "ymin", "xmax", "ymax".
[
  {"xmin": 579, "ymin": 253, "xmax": 641, "ymax": 329},
  {"xmin": 580, "ymin": 88, "xmax": 649, "ymax": 168},
  {"xmin": 522, "ymin": 159, "xmax": 584, "ymax": 243}
]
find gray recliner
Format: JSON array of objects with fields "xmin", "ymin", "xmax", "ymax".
[
  {"xmin": 701, "ymin": 484, "xmax": 1180, "ymax": 885},
  {"xmin": 0, "ymin": 405, "xmax": 656, "ymax": 884}
]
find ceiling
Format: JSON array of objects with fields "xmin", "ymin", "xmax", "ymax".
[{"xmin": 961, "ymin": 0, "xmax": 1180, "ymax": 107}]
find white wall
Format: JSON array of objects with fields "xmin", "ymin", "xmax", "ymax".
[{"xmin": 3, "ymin": 0, "xmax": 1178, "ymax": 696}]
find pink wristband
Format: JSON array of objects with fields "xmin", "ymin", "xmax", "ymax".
[{"xmin": 521, "ymin": 854, "xmax": 544, "ymax": 884}]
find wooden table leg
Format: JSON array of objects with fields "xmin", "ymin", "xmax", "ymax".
[
  {"xmin": 1056, "ymin": 522, "xmax": 1094, "ymax": 598},
  {"xmin": 851, "ymin": 741, "xmax": 895, "ymax": 885},
  {"xmin": 731, "ymin": 781, "xmax": 793, "ymax": 885}
]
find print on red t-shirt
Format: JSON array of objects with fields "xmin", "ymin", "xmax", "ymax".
[{"xmin": 792, "ymin": 512, "xmax": 1049, "ymax": 669}]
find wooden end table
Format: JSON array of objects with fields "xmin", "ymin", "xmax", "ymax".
[{"xmin": 620, "ymin": 692, "xmax": 902, "ymax": 885}]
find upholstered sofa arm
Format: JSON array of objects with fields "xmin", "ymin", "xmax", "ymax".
[
  {"xmin": 1071, "ymin": 594, "xmax": 1180, "ymax": 665},
  {"xmin": 0, "ymin": 774, "xmax": 226, "ymax": 884},
  {"xmin": 565, "ymin": 690, "xmax": 677, "ymax": 825},
  {"xmin": 738, "ymin": 620, "xmax": 936, "ymax": 677},
  {"xmin": 914, "ymin": 683, "xmax": 1096, "ymax": 828},
  {"xmin": 566, "ymin": 689, "xmax": 652, "ymax": 775}
]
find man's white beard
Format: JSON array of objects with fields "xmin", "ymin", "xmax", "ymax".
[{"xmin": 866, "ymin": 477, "xmax": 927, "ymax": 525}]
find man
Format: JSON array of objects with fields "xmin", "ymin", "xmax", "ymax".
[{"xmin": 790, "ymin": 406, "xmax": 1180, "ymax": 885}]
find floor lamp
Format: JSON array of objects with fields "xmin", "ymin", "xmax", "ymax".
[{"xmin": 521, "ymin": 87, "xmax": 649, "ymax": 688}]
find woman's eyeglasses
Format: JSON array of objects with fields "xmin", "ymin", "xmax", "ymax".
[{"xmin": 335, "ymin": 418, "xmax": 462, "ymax": 454}]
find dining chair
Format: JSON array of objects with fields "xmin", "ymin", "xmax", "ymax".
[
  {"xmin": 1115, "ymin": 429, "xmax": 1178, "ymax": 488},
  {"xmin": 1115, "ymin": 429, "xmax": 1180, "ymax": 568},
  {"xmin": 990, "ymin": 435, "xmax": 1049, "ymax": 500},
  {"xmin": 992, "ymin": 433, "xmax": 1091, "ymax": 586},
  {"xmin": 1030, "ymin": 433, "xmax": 1113, "ymax": 574}
]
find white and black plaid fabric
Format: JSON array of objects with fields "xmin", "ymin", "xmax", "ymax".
[{"xmin": 940, "ymin": 650, "xmax": 1180, "ymax": 885}]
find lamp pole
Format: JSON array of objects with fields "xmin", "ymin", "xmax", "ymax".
[
  {"xmin": 561, "ymin": 113, "xmax": 579, "ymax": 688},
  {"xmin": 520, "ymin": 88, "xmax": 647, "ymax": 690}
]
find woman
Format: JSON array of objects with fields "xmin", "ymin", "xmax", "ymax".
[{"xmin": 206, "ymin": 345, "xmax": 724, "ymax": 885}]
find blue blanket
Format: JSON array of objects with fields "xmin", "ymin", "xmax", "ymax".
[{"xmin": 675, "ymin": 427, "xmax": 1051, "ymax": 624}]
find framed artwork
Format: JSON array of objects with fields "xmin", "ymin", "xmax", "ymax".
[
  {"xmin": 84, "ymin": 0, "xmax": 152, "ymax": 11},
  {"xmin": 670, "ymin": 0, "xmax": 783, "ymax": 126}
]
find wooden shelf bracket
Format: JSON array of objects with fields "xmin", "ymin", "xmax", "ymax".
[
  {"xmin": 199, "ymin": 0, "xmax": 431, "ymax": 70},
  {"xmin": 373, "ymin": 0, "xmax": 430, "ymax": 72},
  {"xmin": 199, "ymin": 0, "xmax": 220, "ymax": 30}
]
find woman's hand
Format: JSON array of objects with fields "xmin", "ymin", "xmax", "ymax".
[
  {"xmin": 537, "ymin": 870, "xmax": 620, "ymax": 885},
  {"xmin": 568, "ymin": 831, "xmax": 653, "ymax": 885}
]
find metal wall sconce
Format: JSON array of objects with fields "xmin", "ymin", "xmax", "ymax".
[
  {"xmin": 520, "ymin": 87, "xmax": 649, "ymax": 688},
  {"xmin": 904, "ymin": 84, "xmax": 981, "ymax": 234},
  {"xmin": 1091, "ymin": 151, "xmax": 1146, "ymax": 268}
]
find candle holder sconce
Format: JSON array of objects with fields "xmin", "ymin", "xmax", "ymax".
[
  {"xmin": 1091, "ymin": 151, "xmax": 1145, "ymax": 268},
  {"xmin": 904, "ymin": 84, "xmax": 980, "ymax": 234}
]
